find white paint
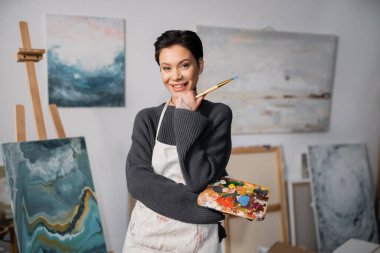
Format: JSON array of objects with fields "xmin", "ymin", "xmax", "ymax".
[{"xmin": 1, "ymin": 0, "xmax": 380, "ymax": 252}]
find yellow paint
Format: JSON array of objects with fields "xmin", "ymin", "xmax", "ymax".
[
  {"xmin": 25, "ymin": 187, "xmax": 96, "ymax": 234},
  {"xmin": 238, "ymin": 187, "xmax": 247, "ymax": 195},
  {"xmin": 38, "ymin": 233, "xmax": 69, "ymax": 251},
  {"xmin": 246, "ymin": 188, "xmax": 254, "ymax": 194},
  {"xmin": 74, "ymin": 190, "xmax": 92, "ymax": 231}
]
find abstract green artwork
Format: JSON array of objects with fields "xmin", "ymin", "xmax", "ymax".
[{"xmin": 1, "ymin": 137, "xmax": 107, "ymax": 252}]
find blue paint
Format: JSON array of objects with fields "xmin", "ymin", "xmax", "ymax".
[
  {"xmin": 237, "ymin": 195, "xmax": 249, "ymax": 207},
  {"xmin": 48, "ymin": 48, "xmax": 125, "ymax": 107}
]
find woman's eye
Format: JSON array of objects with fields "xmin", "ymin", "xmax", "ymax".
[
  {"xmin": 181, "ymin": 63, "xmax": 190, "ymax": 69},
  {"xmin": 162, "ymin": 66, "xmax": 170, "ymax": 71}
]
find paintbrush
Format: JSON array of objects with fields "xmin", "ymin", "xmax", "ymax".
[{"xmin": 195, "ymin": 76, "xmax": 238, "ymax": 98}]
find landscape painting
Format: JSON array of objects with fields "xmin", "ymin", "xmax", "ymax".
[
  {"xmin": 197, "ymin": 26, "xmax": 337, "ymax": 134},
  {"xmin": 47, "ymin": 14, "xmax": 125, "ymax": 107}
]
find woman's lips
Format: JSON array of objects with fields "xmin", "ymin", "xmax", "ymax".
[{"xmin": 171, "ymin": 82, "xmax": 188, "ymax": 92}]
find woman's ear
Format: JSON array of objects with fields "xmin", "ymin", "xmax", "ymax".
[{"xmin": 198, "ymin": 58, "xmax": 204, "ymax": 74}]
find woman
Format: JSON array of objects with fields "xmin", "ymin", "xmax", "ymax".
[{"xmin": 123, "ymin": 30, "xmax": 232, "ymax": 253}]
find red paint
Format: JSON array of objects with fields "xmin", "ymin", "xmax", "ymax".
[{"xmin": 216, "ymin": 196, "xmax": 234, "ymax": 208}]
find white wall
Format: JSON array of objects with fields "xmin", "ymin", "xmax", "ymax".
[{"xmin": 1, "ymin": 0, "xmax": 379, "ymax": 252}]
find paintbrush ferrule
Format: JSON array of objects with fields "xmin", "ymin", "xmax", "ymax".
[
  {"xmin": 217, "ymin": 79, "xmax": 231, "ymax": 88},
  {"xmin": 196, "ymin": 76, "xmax": 238, "ymax": 98}
]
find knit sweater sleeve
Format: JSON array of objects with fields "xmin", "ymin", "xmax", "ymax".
[
  {"xmin": 174, "ymin": 103, "xmax": 232, "ymax": 193},
  {"xmin": 126, "ymin": 108, "xmax": 224, "ymax": 224}
]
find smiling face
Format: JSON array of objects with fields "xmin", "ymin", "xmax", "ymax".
[{"xmin": 158, "ymin": 45, "xmax": 204, "ymax": 100}]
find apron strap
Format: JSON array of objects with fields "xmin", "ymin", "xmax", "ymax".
[{"xmin": 155, "ymin": 99, "xmax": 171, "ymax": 141}]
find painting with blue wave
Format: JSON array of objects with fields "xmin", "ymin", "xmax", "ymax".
[
  {"xmin": 47, "ymin": 14, "xmax": 125, "ymax": 107},
  {"xmin": 1, "ymin": 137, "xmax": 108, "ymax": 253},
  {"xmin": 308, "ymin": 144, "xmax": 378, "ymax": 253}
]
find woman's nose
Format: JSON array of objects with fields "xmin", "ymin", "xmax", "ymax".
[{"xmin": 172, "ymin": 70, "xmax": 183, "ymax": 80}]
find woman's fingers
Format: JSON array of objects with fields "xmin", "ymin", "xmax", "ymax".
[{"xmin": 176, "ymin": 91, "xmax": 202, "ymax": 111}]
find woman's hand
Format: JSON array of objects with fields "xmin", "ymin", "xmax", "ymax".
[{"xmin": 175, "ymin": 90, "xmax": 203, "ymax": 111}]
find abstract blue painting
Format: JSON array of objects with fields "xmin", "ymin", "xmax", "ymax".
[
  {"xmin": 47, "ymin": 14, "xmax": 125, "ymax": 107},
  {"xmin": 308, "ymin": 144, "xmax": 378, "ymax": 253},
  {"xmin": 1, "ymin": 137, "xmax": 107, "ymax": 252}
]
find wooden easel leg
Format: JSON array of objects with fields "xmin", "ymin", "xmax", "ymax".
[
  {"xmin": 15, "ymin": 105, "xmax": 26, "ymax": 142},
  {"xmin": 48, "ymin": 104, "xmax": 66, "ymax": 138}
]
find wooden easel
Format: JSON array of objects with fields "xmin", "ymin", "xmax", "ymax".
[
  {"xmin": 14, "ymin": 21, "xmax": 113, "ymax": 253},
  {"xmin": 16, "ymin": 21, "xmax": 66, "ymax": 141}
]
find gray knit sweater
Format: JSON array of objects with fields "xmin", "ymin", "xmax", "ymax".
[{"xmin": 126, "ymin": 100, "xmax": 232, "ymax": 224}]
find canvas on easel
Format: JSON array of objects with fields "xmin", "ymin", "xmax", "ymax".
[
  {"xmin": 224, "ymin": 146, "xmax": 289, "ymax": 253},
  {"xmin": 0, "ymin": 21, "xmax": 111, "ymax": 253},
  {"xmin": 2, "ymin": 137, "xmax": 108, "ymax": 252}
]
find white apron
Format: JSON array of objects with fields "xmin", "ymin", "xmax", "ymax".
[{"xmin": 123, "ymin": 100, "xmax": 220, "ymax": 253}]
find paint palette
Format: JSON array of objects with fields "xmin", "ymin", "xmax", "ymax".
[{"xmin": 197, "ymin": 177, "xmax": 269, "ymax": 220}]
